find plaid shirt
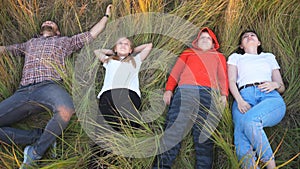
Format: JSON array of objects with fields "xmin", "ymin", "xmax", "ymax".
[{"xmin": 6, "ymin": 32, "xmax": 93, "ymax": 86}]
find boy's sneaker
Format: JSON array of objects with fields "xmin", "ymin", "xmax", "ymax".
[
  {"xmin": 19, "ymin": 145, "xmax": 42, "ymax": 169},
  {"xmin": 51, "ymin": 140, "xmax": 57, "ymax": 158}
]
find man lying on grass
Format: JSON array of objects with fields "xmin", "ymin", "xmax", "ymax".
[{"xmin": 0, "ymin": 4, "xmax": 112, "ymax": 169}]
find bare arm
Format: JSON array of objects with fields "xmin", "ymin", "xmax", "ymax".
[
  {"xmin": 94, "ymin": 49, "xmax": 114, "ymax": 63},
  {"xmin": 228, "ymin": 64, "xmax": 251, "ymax": 113},
  {"xmin": 89, "ymin": 5, "xmax": 112, "ymax": 39},
  {"xmin": 272, "ymin": 69, "xmax": 285, "ymax": 93},
  {"xmin": 258, "ymin": 69, "xmax": 285, "ymax": 94},
  {"xmin": 133, "ymin": 43, "xmax": 153, "ymax": 61},
  {"xmin": 228, "ymin": 64, "xmax": 243, "ymax": 102}
]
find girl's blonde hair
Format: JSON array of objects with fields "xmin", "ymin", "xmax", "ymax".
[{"xmin": 104, "ymin": 37, "xmax": 137, "ymax": 68}]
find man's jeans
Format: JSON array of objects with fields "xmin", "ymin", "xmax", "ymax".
[
  {"xmin": 232, "ymin": 86, "xmax": 286, "ymax": 168},
  {"xmin": 153, "ymin": 86, "xmax": 219, "ymax": 169},
  {"xmin": 0, "ymin": 80, "xmax": 74, "ymax": 156}
]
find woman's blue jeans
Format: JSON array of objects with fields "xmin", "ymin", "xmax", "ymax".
[
  {"xmin": 0, "ymin": 80, "xmax": 74, "ymax": 156},
  {"xmin": 232, "ymin": 86, "xmax": 286, "ymax": 168},
  {"xmin": 153, "ymin": 86, "xmax": 219, "ymax": 169}
]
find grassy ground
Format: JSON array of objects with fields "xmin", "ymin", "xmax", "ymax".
[{"xmin": 0, "ymin": 0, "xmax": 299, "ymax": 168}]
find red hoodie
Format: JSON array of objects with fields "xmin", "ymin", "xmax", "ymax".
[{"xmin": 165, "ymin": 27, "xmax": 228, "ymax": 96}]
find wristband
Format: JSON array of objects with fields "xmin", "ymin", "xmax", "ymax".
[{"xmin": 104, "ymin": 14, "xmax": 109, "ymax": 18}]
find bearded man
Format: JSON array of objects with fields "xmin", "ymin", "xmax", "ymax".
[{"xmin": 0, "ymin": 4, "xmax": 112, "ymax": 169}]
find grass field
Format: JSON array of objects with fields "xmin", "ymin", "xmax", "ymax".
[{"xmin": 0, "ymin": 0, "xmax": 299, "ymax": 168}]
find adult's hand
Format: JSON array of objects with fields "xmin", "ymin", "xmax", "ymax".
[
  {"xmin": 105, "ymin": 4, "xmax": 112, "ymax": 17},
  {"xmin": 258, "ymin": 81, "xmax": 282, "ymax": 93},
  {"xmin": 237, "ymin": 99, "xmax": 251, "ymax": 114}
]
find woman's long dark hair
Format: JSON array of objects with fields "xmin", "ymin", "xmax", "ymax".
[{"xmin": 236, "ymin": 30, "xmax": 263, "ymax": 54}]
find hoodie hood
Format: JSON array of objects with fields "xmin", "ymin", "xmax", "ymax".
[{"xmin": 192, "ymin": 27, "xmax": 220, "ymax": 51}]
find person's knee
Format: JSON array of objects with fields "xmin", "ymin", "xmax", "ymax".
[
  {"xmin": 56, "ymin": 106, "xmax": 75, "ymax": 122},
  {"xmin": 244, "ymin": 120, "xmax": 262, "ymax": 134}
]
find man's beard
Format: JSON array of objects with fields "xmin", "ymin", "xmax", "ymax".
[{"xmin": 41, "ymin": 25, "xmax": 56, "ymax": 36}]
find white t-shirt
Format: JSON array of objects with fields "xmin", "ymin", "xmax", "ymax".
[
  {"xmin": 97, "ymin": 54, "xmax": 142, "ymax": 98},
  {"xmin": 227, "ymin": 52, "xmax": 280, "ymax": 88}
]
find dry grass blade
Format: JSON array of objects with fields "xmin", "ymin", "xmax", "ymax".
[{"xmin": 0, "ymin": 0, "xmax": 299, "ymax": 168}]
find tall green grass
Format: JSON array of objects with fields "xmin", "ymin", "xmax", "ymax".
[{"xmin": 0, "ymin": 0, "xmax": 299, "ymax": 168}]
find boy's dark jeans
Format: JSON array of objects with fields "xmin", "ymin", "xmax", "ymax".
[{"xmin": 153, "ymin": 86, "xmax": 216, "ymax": 169}]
